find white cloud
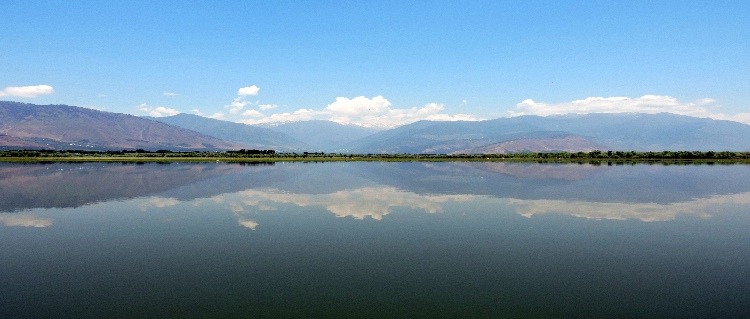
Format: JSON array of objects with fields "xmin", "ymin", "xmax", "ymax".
[
  {"xmin": 326, "ymin": 99, "xmax": 479, "ymax": 128},
  {"xmin": 240, "ymin": 99, "xmax": 480, "ymax": 127},
  {"xmin": 220, "ymin": 86, "xmax": 479, "ymax": 128},
  {"xmin": 728, "ymin": 113, "xmax": 750, "ymax": 124},
  {"xmin": 151, "ymin": 107, "xmax": 180, "ymax": 117},
  {"xmin": 259, "ymin": 104, "xmax": 278, "ymax": 110},
  {"xmin": 229, "ymin": 97, "xmax": 249, "ymax": 114},
  {"xmin": 511, "ymin": 95, "xmax": 750, "ymax": 124},
  {"xmin": 192, "ymin": 109, "xmax": 225, "ymax": 120},
  {"xmin": 238, "ymin": 85, "xmax": 260, "ymax": 96},
  {"xmin": 241, "ymin": 108, "xmax": 321, "ymax": 125},
  {"xmin": 0, "ymin": 84, "xmax": 55, "ymax": 98},
  {"xmin": 227, "ymin": 85, "xmax": 262, "ymax": 114},
  {"xmin": 163, "ymin": 91, "xmax": 178, "ymax": 96},
  {"xmin": 138, "ymin": 103, "xmax": 180, "ymax": 117},
  {"xmin": 401, "ymin": 102, "xmax": 477, "ymax": 122},
  {"xmin": 326, "ymin": 96, "xmax": 393, "ymax": 116},
  {"xmin": 208, "ymin": 112, "xmax": 225, "ymax": 120},
  {"xmin": 242, "ymin": 96, "xmax": 479, "ymax": 128},
  {"xmin": 242, "ymin": 109, "xmax": 263, "ymax": 117}
]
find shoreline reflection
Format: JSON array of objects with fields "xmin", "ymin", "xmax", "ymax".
[{"xmin": 3, "ymin": 162, "xmax": 750, "ymax": 228}]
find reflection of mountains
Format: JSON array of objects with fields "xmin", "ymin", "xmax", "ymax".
[
  {"xmin": 424, "ymin": 162, "xmax": 605, "ymax": 180},
  {"xmin": 0, "ymin": 163, "xmax": 264, "ymax": 212},
  {"xmin": 3, "ymin": 161, "xmax": 750, "ymax": 213},
  {"xmin": 362, "ymin": 162, "xmax": 750, "ymax": 204}
]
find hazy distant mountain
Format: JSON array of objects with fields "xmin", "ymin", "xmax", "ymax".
[
  {"xmin": 344, "ymin": 119, "xmax": 547, "ymax": 153},
  {"xmin": 148, "ymin": 113, "xmax": 310, "ymax": 152},
  {"xmin": 0, "ymin": 101, "xmax": 242, "ymax": 151},
  {"xmin": 258, "ymin": 120, "xmax": 379, "ymax": 152},
  {"xmin": 346, "ymin": 113, "xmax": 750, "ymax": 153},
  {"xmin": 453, "ymin": 135, "xmax": 604, "ymax": 154}
]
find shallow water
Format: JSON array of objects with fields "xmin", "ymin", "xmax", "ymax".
[{"xmin": 1, "ymin": 162, "xmax": 749, "ymax": 318}]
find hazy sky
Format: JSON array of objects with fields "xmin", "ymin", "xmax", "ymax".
[{"xmin": 2, "ymin": 1, "xmax": 749, "ymax": 127}]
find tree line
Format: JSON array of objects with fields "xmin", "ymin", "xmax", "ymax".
[{"xmin": 2, "ymin": 149, "xmax": 750, "ymax": 161}]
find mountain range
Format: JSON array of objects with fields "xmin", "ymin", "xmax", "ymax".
[
  {"xmin": 0, "ymin": 101, "xmax": 241, "ymax": 151},
  {"xmin": 3, "ymin": 101, "xmax": 750, "ymax": 153},
  {"xmin": 345, "ymin": 113, "xmax": 750, "ymax": 153},
  {"xmin": 145, "ymin": 113, "xmax": 310, "ymax": 152}
]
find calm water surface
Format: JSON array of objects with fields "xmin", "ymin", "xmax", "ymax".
[{"xmin": 1, "ymin": 162, "xmax": 749, "ymax": 318}]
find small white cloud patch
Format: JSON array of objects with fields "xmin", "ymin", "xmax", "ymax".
[
  {"xmin": 0, "ymin": 85, "xmax": 55, "ymax": 98},
  {"xmin": 238, "ymin": 85, "xmax": 260, "ymax": 96},
  {"xmin": 240, "ymin": 108, "xmax": 319, "ymax": 125},
  {"xmin": 138, "ymin": 103, "xmax": 180, "ymax": 117},
  {"xmin": 243, "ymin": 109, "xmax": 263, "ymax": 117},
  {"xmin": 208, "ymin": 112, "xmax": 225, "ymax": 120},
  {"xmin": 229, "ymin": 97, "xmax": 249, "ymax": 114},
  {"xmin": 228, "ymin": 85, "xmax": 262, "ymax": 114}
]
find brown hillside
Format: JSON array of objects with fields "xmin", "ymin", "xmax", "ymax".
[{"xmin": 0, "ymin": 101, "xmax": 245, "ymax": 150}]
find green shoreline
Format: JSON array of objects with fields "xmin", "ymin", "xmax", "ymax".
[{"xmin": 2, "ymin": 150, "xmax": 750, "ymax": 164}]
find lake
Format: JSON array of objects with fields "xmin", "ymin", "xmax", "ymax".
[{"xmin": 1, "ymin": 161, "xmax": 749, "ymax": 318}]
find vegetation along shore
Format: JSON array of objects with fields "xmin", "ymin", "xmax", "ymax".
[{"xmin": 2, "ymin": 149, "xmax": 750, "ymax": 164}]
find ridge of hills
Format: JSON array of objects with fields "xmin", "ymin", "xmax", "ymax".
[
  {"xmin": 148, "ymin": 115, "xmax": 379, "ymax": 152},
  {"xmin": 146, "ymin": 113, "xmax": 311, "ymax": 152},
  {"xmin": 3, "ymin": 101, "xmax": 750, "ymax": 153},
  {"xmin": 345, "ymin": 113, "xmax": 750, "ymax": 153},
  {"xmin": 0, "ymin": 101, "xmax": 243, "ymax": 151}
]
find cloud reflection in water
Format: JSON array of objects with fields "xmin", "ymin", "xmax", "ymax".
[
  {"xmin": 509, "ymin": 192, "xmax": 750, "ymax": 222},
  {"xmin": 0, "ymin": 214, "xmax": 53, "ymax": 227},
  {"xmin": 224, "ymin": 186, "xmax": 477, "ymax": 221},
  {"xmin": 139, "ymin": 187, "xmax": 750, "ymax": 229}
]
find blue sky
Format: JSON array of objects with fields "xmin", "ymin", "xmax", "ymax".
[{"xmin": 2, "ymin": 1, "xmax": 749, "ymax": 127}]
